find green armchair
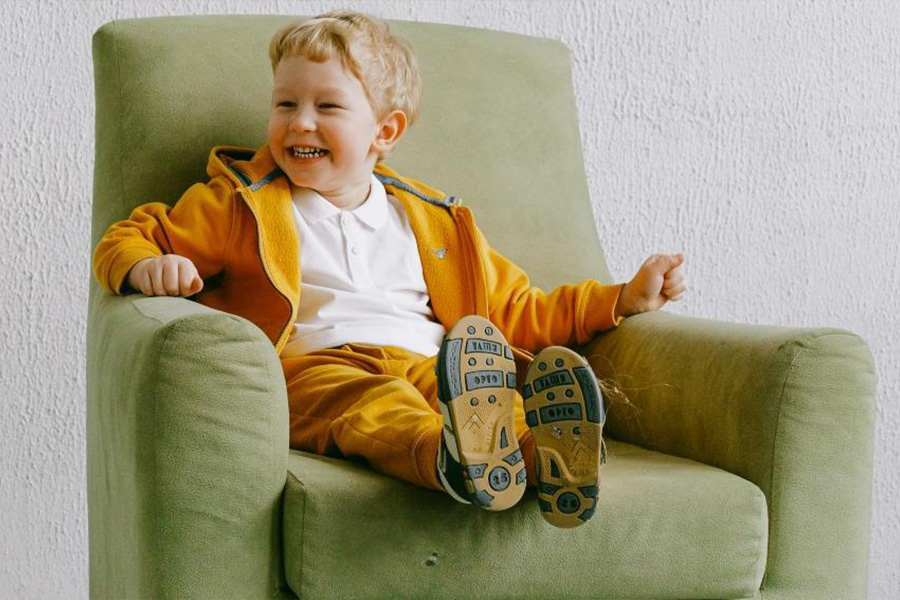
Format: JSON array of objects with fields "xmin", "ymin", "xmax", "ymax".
[{"xmin": 88, "ymin": 15, "xmax": 877, "ymax": 599}]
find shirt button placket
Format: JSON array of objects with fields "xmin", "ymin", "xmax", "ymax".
[
  {"xmin": 341, "ymin": 213, "xmax": 365, "ymax": 283},
  {"xmin": 339, "ymin": 213, "xmax": 353, "ymax": 278}
]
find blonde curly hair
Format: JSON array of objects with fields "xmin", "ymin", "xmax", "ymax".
[{"xmin": 268, "ymin": 10, "xmax": 422, "ymax": 162}]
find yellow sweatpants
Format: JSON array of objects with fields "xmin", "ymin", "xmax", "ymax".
[{"xmin": 281, "ymin": 342, "xmax": 539, "ymax": 492}]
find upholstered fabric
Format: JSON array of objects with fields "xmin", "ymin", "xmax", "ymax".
[
  {"xmin": 87, "ymin": 293, "xmax": 289, "ymax": 599},
  {"xmin": 282, "ymin": 440, "xmax": 767, "ymax": 599},
  {"xmin": 582, "ymin": 311, "xmax": 877, "ymax": 598}
]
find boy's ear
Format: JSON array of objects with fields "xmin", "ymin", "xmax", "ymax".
[{"xmin": 371, "ymin": 109, "xmax": 408, "ymax": 154}]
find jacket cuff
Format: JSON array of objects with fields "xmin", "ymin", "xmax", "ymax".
[
  {"xmin": 577, "ymin": 281, "xmax": 627, "ymax": 343},
  {"xmin": 107, "ymin": 245, "xmax": 164, "ymax": 294}
]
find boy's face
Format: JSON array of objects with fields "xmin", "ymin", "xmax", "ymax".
[{"xmin": 267, "ymin": 53, "xmax": 404, "ymax": 208}]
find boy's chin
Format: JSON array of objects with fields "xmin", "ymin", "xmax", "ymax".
[
  {"xmin": 280, "ymin": 160, "xmax": 327, "ymax": 185},
  {"xmin": 285, "ymin": 167, "xmax": 337, "ymax": 192},
  {"xmin": 285, "ymin": 173, "xmax": 318, "ymax": 189}
]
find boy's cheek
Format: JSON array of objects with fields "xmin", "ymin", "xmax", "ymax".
[{"xmin": 266, "ymin": 118, "xmax": 284, "ymax": 143}]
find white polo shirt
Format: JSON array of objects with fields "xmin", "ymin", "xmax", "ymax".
[{"xmin": 279, "ymin": 174, "xmax": 448, "ymax": 358}]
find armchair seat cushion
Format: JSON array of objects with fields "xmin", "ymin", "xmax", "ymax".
[{"xmin": 282, "ymin": 439, "xmax": 768, "ymax": 599}]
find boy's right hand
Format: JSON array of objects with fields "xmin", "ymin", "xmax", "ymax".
[{"xmin": 125, "ymin": 255, "xmax": 204, "ymax": 297}]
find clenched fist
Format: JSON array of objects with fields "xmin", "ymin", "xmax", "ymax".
[
  {"xmin": 615, "ymin": 253, "xmax": 687, "ymax": 318},
  {"xmin": 125, "ymin": 255, "xmax": 204, "ymax": 297}
]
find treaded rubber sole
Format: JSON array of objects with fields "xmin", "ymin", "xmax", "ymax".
[
  {"xmin": 435, "ymin": 315, "xmax": 526, "ymax": 511},
  {"xmin": 523, "ymin": 346, "xmax": 607, "ymax": 528}
]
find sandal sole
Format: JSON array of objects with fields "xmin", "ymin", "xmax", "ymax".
[
  {"xmin": 436, "ymin": 315, "xmax": 526, "ymax": 511},
  {"xmin": 523, "ymin": 346, "xmax": 606, "ymax": 528}
]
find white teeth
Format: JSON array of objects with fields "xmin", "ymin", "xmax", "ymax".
[{"xmin": 292, "ymin": 146, "xmax": 327, "ymax": 158}]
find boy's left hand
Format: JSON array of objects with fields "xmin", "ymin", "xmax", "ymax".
[{"xmin": 616, "ymin": 253, "xmax": 687, "ymax": 318}]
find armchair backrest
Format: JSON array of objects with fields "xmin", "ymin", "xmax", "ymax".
[{"xmin": 91, "ymin": 14, "xmax": 613, "ymax": 291}]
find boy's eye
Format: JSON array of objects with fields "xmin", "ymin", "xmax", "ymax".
[{"xmin": 275, "ymin": 102, "xmax": 339, "ymax": 109}]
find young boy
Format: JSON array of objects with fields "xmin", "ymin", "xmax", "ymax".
[{"xmin": 92, "ymin": 10, "xmax": 686, "ymax": 529}]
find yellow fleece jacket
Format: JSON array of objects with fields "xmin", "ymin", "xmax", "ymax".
[{"xmin": 92, "ymin": 143, "xmax": 625, "ymax": 365}]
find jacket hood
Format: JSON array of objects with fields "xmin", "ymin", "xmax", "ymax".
[{"xmin": 205, "ymin": 143, "xmax": 462, "ymax": 209}]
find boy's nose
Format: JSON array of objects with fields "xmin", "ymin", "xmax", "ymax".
[{"xmin": 291, "ymin": 107, "xmax": 317, "ymax": 131}]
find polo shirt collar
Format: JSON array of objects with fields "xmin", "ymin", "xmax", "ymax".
[{"xmin": 291, "ymin": 173, "xmax": 387, "ymax": 230}]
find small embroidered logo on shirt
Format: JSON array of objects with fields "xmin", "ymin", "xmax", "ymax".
[{"xmin": 432, "ymin": 247, "xmax": 448, "ymax": 260}]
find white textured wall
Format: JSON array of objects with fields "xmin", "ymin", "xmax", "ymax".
[{"xmin": 1, "ymin": 0, "xmax": 897, "ymax": 597}]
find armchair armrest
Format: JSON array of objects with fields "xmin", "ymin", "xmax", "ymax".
[
  {"xmin": 86, "ymin": 289, "xmax": 291, "ymax": 599},
  {"xmin": 578, "ymin": 311, "xmax": 877, "ymax": 599}
]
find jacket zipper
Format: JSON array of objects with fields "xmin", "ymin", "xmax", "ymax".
[
  {"xmin": 236, "ymin": 187, "xmax": 295, "ymax": 352},
  {"xmin": 452, "ymin": 205, "xmax": 534, "ymax": 361},
  {"xmin": 452, "ymin": 205, "xmax": 483, "ymax": 317}
]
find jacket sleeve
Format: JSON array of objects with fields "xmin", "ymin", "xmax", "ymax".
[
  {"xmin": 472, "ymin": 219, "xmax": 627, "ymax": 352},
  {"xmin": 92, "ymin": 176, "xmax": 236, "ymax": 295}
]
